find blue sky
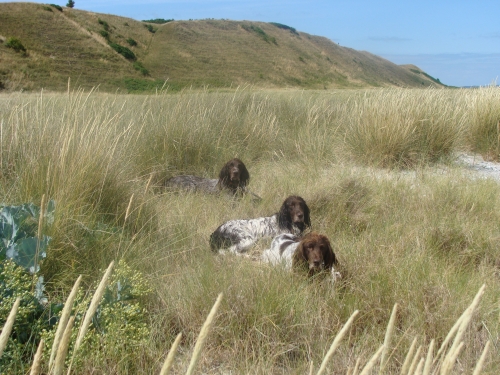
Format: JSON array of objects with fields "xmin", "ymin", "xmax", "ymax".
[{"xmin": 4, "ymin": 0, "xmax": 499, "ymax": 87}]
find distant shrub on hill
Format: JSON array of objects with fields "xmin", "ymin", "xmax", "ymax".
[
  {"xmin": 49, "ymin": 4, "xmax": 62, "ymax": 11},
  {"xmin": 270, "ymin": 22, "xmax": 299, "ymax": 35},
  {"xmin": 109, "ymin": 42, "xmax": 136, "ymax": 60},
  {"xmin": 99, "ymin": 30, "xmax": 109, "ymax": 39},
  {"xmin": 43, "ymin": 5, "xmax": 53, "ymax": 12},
  {"xmin": 143, "ymin": 24, "xmax": 157, "ymax": 33},
  {"xmin": 241, "ymin": 24, "xmax": 277, "ymax": 44},
  {"xmin": 98, "ymin": 18, "xmax": 110, "ymax": 31},
  {"xmin": 133, "ymin": 61, "xmax": 149, "ymax": 76},
  {"xmin": 141, "ymin": 18, "xmax": 173, "ymax": 24},
  {"xmin": 126, "ymin": 38, "xmax": 137, "ymax": 46},
  {"xmin": 5, "ymin": 37, "xmax": 26, "ymax": 54}
]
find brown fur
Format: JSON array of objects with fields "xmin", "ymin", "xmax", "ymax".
[{"xmin": 292, "ymin": 232, "xmax": 337, "ymax": 276}]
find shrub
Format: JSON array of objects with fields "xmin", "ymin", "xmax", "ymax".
[
  {"xmin": 49, "ymin": 4, "xmax": 62, "ymax": 11},
  {"xmin": 126, "ymin": 37, "xmax": 137, "ymax": 46},
  {"xmin": 270, "ymin": 22, "xmax": 299, "ymax": 35},
  {"xmin": 66, "ymin": 0, "xmax": 75, "ymax": 8},
  {"xmin": 143, "ymin": 24, "xmax": 157, "ymax": 33},
  {"xmin": 98, "ymin": 18, "xmax": 109, "ymax": 31},
  {"xmin": 141, "ymin": 18, "xmax": 173, "ymax": 24},
  {"xmin": 5, "ymin": 37, "xmax": 26, "ymax": 53},
  {"xmin": 99, "ymin": 30, "xmax": 109, "ymax": 39},
  {"xmin": 241, "ymin": 24, "xmax": 277, "ymax": 44},
  {"xmin": 108, "ymin": 42, "xmax": 136, "ymax": 60},
  {"xmin": 133, "ymin": 61, "xmax": 149, "ymax": 76},
  {"xmin": 43, "ymin": 5, "xmax": 53, "ymax": 12}
]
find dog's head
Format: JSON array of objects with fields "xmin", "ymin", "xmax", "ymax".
[
  {"xmin": 293, "ymin": 232, "xmax": 337, "ymax": 276},
  {"xmin": 278, "ymin": 195, "xmax": 311, "ymax": 233},
  {"xmin": 218, "ymin": 158, "xmax": 250, "ymax": 192}
]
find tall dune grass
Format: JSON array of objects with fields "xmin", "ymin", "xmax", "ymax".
[{"xmin": 0, "ymin": 86, "xmax": 499, "ymax": 373}]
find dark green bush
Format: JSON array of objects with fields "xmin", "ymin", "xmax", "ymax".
[
  {"xmin": 141, "ymin": 18, "xmax": 173, "ymax": 24},
  {"xmin": 49, "ymin": 4, "xmax": 62, "ymax": 11},
  {"xmin": 43, "ymin": 5, "xmax": 53, "ymax": 12},
  {"xmin": 126, "ymin": 37, "xmax": 137, "ymax": 46},
  {"xmin": 143, "ymin": 24, "xmax": 157, "ymax": 33},
  {"xmin": 241, "ymin": 24, "xmax": 277, "ymax": 44},
  {"xmin": 270, "ymin": 22, "xmax": 299, "ymax": 35},
  {"xmin": 99, "ymin": 30, "xmax": 109, "ymax": 39},
  {"xmin": 5, "ymin": 37, "xmax": 26, "ymax": 53},
  {"xmin": 109, "ymin": 42, "xmax": 136, "ymax": 60},
  {"xmin": 98, "ymin": 18, "xmax": 109, "ymax": 31},
  {"xmin": 133, "ymin": 61, "xmax": 149, "ymax": 76}
]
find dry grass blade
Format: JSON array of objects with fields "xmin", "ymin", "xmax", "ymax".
[
  {"xmin": 446, "ymin": 285, "xmax": 485, "ymax": 361},
  {"xmin": 65, "ymin": 262, "xmax": 114, "ymax": 375},
  {"xmin": 74, "ymin": 261, "xmax": 114, "ymax": 352},
  {"xmin": 309, "ymin": 361, "xmax": 314, "ymax": 375},
  {"xmin": 472, "ymin": 340, "xmax": 490, "ymax": 375},
  {"xmin": 0, "ymin": 297, "xmax": 20, "ymax": 358},
  {"xmin": 414, "ymin": 358, "xmax": 424, "ymax": 375},
  {"xmin": 159, "ymin": 332, "xmax": 182, "ymax": 375},
  {"xmin": 422, "ymin": 339, "xmax": 434, "ymax": 375},
  {"xmin": 125, "ymin": 193, "xmax": 134, "ymax": 222},
  {"xmin": 408, "ymin": 346, "xmax": 422, "ymax": 375},
  {"xmin": 359, "ymin": 345, "xmax": 384, "ymax": 375},
  {"xmin": 380, "ymin": 303, "xmax": 398, "ymax": 374},
  {"xmin": 316, "ymin": 310, "xmax": 360, "ymax": 375},
  {"xmin": 434, "ymin": 284, "xmax": 485, "ymax": 367},
  {"xmin": 351, "ymin": 358, "xmax": 361, "ymax": 375},
  {"xmin": 54, "ymin": 316, "xmax": 75, "ymax": 375},
  {"xmin": 49, "ymin": 275, "xmax": 82, "ymax": 370},
  {"xmin": 400, "ymin": 337, "xmax": 417, "ymax": 375},
  {"xmin": 30, "ymin": 338, "xmax": 44, "ymax": 375},
  {"xmin": 185, "ymin": 293, "xmax": 223, "ymax": 375},
  {"xmin": 440, "ymin": 341, "xmax": 464, "ymax": 375}
]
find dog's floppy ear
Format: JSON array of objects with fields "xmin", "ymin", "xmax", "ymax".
[
  {"xmin": 278, "ymin": 198, "xmax": 292, "ymax": 230},
  {"xmin": 238, "ymin": 160, "xmax": 250, "ymax": 188},
  {"xmin": 322, "ymin": 236, "xmax": 337, "ymax": 269},
  {"xmin": 302, "ymin": 198, "xmax": 311, "ymax": 228}
]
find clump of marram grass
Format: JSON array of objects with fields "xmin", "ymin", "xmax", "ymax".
[
  {"xmin": 463, "ymin": 85, "xmax": 500, "ymax": 159},
  {"xmin": 1, "ymin": 284, "xmax": 491, "ymax": 374},
  {"xmin": 2, "ymin": 87, "xmax": 500, "ymax": 373},
  {"xmin": 342, "ymin": 88, "xmax": 467, "ymax": 168}
]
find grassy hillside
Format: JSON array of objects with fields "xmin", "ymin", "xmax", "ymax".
[
  {"xmin": 1, "ymin": 86, "xmax": 500, "ymax": 373},
  {"xmin": 0, "ymin": 2, "xmax": 444, "ymax": 92}
]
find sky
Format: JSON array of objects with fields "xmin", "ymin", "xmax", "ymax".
[{"xmin": 3, "ymin": 0, "xmax": 499, "ymax": 87}]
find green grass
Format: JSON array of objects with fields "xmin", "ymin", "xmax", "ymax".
[{"xmin": 0, "ymin": 87, "xmax": 499, "ymax": 373}]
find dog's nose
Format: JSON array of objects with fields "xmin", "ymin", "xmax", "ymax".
[
  {"xmin": 297, "ymin": 213, "xmax": 304, "ymax": 220},
  {"xmin": 313, "ymin": 260, "xmax": 321, "ymax": 268}
]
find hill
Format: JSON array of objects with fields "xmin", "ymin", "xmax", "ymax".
[{"xmin": 0, "ymin": 2, "xmax": 445, "ymax": 92}]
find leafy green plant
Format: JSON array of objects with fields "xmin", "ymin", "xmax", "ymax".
[
  {"xmin": 42, "ymin": 5, "xmax": 53, "ymax": 12},
  {"xmin": 98, "ymin": 18, "xmax": 109, "ymax": 31},
  {"xmin": 126, "ymin": 37, "xmax": 137, "ymax": 46},
  {"xmin": 143, "ymin": 24, "xmax": 157, "ymax": 33},
  {"xmin": 241, "ymin": 24, "xmax": 277, "ymax": 44},
  {"xmin": 270, "ymin": 22, "xmax": 299, "ymax": 35},
  {"xmin": 5, "ymin": 37, "xmax": 26, "ymax": 53},
  {"xmin": 141, "ymin": 18, "xmax": 173, "ymax": 24},
  {"xmin": 133, "ymin": 61, "xmax": 149, "ymax": 76},
  {"xmin": 0, "ymin": 200, "xmax": 57, "ymax": 372},
  {"xmin": 108, "ymin": 42, "xmax": 136, "ymax": 60},
  {"xmin": 99, "ymin": 30, "xmax": 109, "ymax": 39},
  {"xmin": 49, "ymin": 4, "xmax": 62, "ymax": 12},
  {"xmin": 0, "ymin": 201, "xmax": 55, "ymax": 274}
]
